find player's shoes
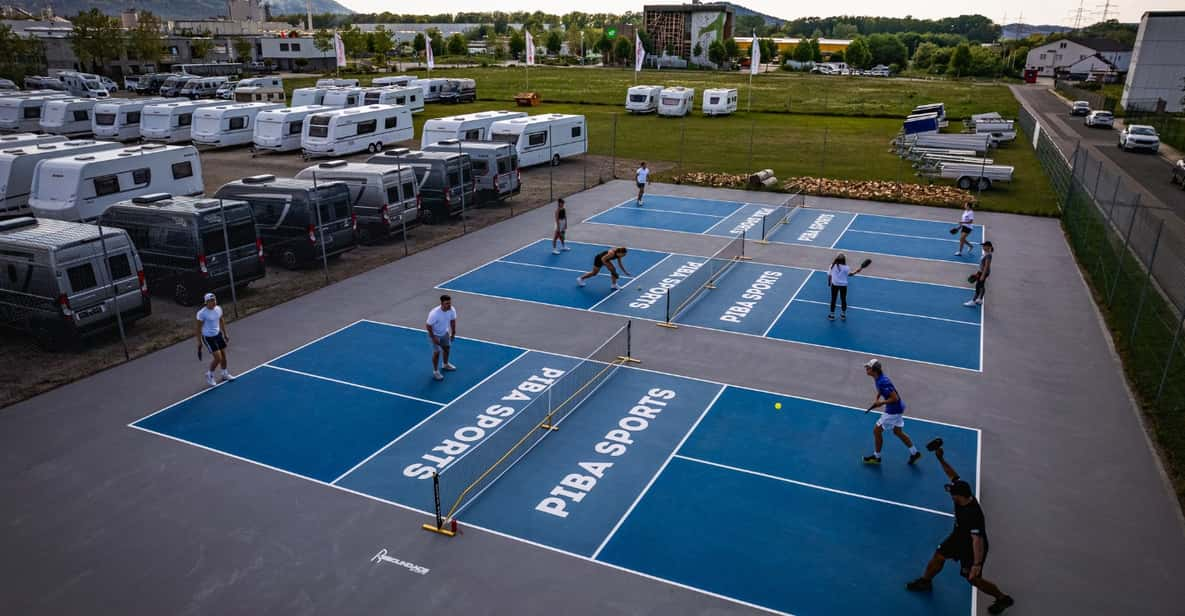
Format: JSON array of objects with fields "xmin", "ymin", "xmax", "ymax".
[
  {"xmin": 205, "ymin": 372, "xmax": 216, "ymax": 387},
  {"xmin": 975, "ymin": 298, "xmax": 983, "ymax": 305},
  {"xmin": 442, "ymin": 363, "xmax": 456, "ymax": 371},
  {"xmin": 611, "ymin": 283, "xmax": 620, "ymax": 290},
  {"xmin": 561, "ymin": 246, "xmax": 570, "ymax": 251},
  {"xmin": 576, "ymin": 277, "xmax": 585, "ymax": 287},
  {"xmin": 964, "ymin": 300, "xmax": 977, "ymax": 307},
  {"xmin": 553, "ymin": 249, "xmax": 561, "ymax": 255},
  {"xmin": 220, "ymin": 370, "xmax": 236, "ymax": 382},
  {"xmin": 906, "ymin": 578, "xmax": 933, "ymax": 592},
  {"xmin": 841, "ymin": 311, "xmax": 846, "ymax": 320},
  {"xmin": 954, "ymin": 251, "xmax": 963, "ymax": 256},
  {"xmin": 828, "ymin": 312, "xmax": 835, "ymax": 320},
  {"xmin": 987, "ymin": 596, "xmax": 1014, "ymax": 614},
  {"xmin": 433, "ymin": 371, "xmax": 444, "ymax": 381},
  {"xmin": 863, "ymin": 455, "xmax": 881, "ymax": 465},
  {"xmin": 908, "ymin": 451, "xmax": 923, "ymax": 465}
]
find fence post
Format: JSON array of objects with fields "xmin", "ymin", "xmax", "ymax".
[
  {"xmin": 1092, "ymin": 159, "xmax": 1103, "ymax": 203},
  {"xmin": 1107, "ymin": 192, "xmax": 1140, "ymax": 305},
  {"xmin": 678, "ymin": 116, "xmax": 686, "ymax": 173},
  {"xmin": 821, "ymin": 127, "xmax": 829, "ymax": 177},
  {"xmin": 1155, "ymin": 308, "xmax": 1185, "ymax": 407},
  {"xmin": 95, "ymin": 222, "xmax": 130, "ymax": 362},
  {"xmin": 610, "ymin": 113, "xmax": 617, "ymax": 179},
  {"xmin": 1129, "ymin": 218, "xmax": 1163, "ymax": 343},
  {"xmin": 217, "ymin": 199, "xmax": 239, "ymax": 320},
  {"xmin": 747, "ymin": 117, "xmax": 755, "ymax": 171}
]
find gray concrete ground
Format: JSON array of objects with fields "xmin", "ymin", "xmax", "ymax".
[{"xmin": 2, "ymin": 180, "xmax": 1184, "ymax": 616}]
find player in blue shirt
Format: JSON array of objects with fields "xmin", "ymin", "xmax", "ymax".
[{"xmin": 863, "ymin": 359, "xmax": 922, "ymax": 465}]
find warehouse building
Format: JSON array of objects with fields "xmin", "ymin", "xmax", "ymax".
[{"xmin": 1120, "ymin": 11, "xmax": 1185, "ymax": 113}]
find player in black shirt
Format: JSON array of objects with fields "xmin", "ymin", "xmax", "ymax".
[
  {"xmin": 577, "ymin": 246, "xmax": 631, "ymax": 290},
  {"xmin": 906, "ymin": 443, "xmax": 1015, "ymax": 614}
]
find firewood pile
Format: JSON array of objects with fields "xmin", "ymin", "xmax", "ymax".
[
  {"xmin": 784, "ymin": 177, "xmax": 976, "ymax": 207},
  {"xmin": 670, "ymin": 171, "xmax": 751, "ymax": 189}
]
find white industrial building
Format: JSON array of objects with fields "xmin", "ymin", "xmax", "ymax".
[
  {"xmin": 1121, "ymin": 11, "xmax": 1185, "ymax": 113},
  {"xmin": 1024, "ymin": 38, "xmax": 1132, "ymax": 78}
]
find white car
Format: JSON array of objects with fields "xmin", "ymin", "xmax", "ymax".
[
  {"xmin": 1118, "ymin": 124, "xmax": 1160, "ymax": 153},
  {"xmin": 1070, "ymin": 100, "xmax": 1091, "ymax": 116},
  {"xmin": 1085, "ymin": 110, "xmax": 1113, "ymax": 128},
  {"xmin": 100, "ymin": 76, "xmax": 118, "ymax": 92},
  {"xmin": 216, "ymin": 81, "xmax": 238, "ymax": 99}
]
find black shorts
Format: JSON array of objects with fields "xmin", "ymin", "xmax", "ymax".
[
  {"xmin": 937, "ymin": 534, "xmax": 988, "ymax": 577},
  {"xmin": 960, "ymin": 225, "xmax": 973, "ymax": 235},
  {"xmin": 637, "ymin": 182, "xmax": 646, "ymax": 189},
  {"xmin": 203, "ymin": 333, "xmax": 227, "ymax": 353}
]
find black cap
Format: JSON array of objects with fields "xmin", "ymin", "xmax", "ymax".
[{"xmin": 945, "ymin": 480, "xmax": 973, "ymax": 498}]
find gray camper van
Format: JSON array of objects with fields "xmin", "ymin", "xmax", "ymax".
[
  {"xmin": 0, "ymin": 217, "xmax": 150, "ymax": 349},
  {"xmin": 214, "ymin": 175, "xmax": 357, "ymax": 269},
  {"xmin": 423, "ymin": 140, "xmax": 519, "ymax": 203},
  {"xmin": 366, "ymin": 149, "xmax": 474, "ymax": 223},
  {"xmin": 99, "ymin": 194, "xmax": 267, "ymax": 305}
]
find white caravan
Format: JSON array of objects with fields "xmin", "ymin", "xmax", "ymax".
[
  {"xmin": 0, "ymin": 133, "xmax": 66, "ymax": 150},
  {"xmin": 0, "ymin": 139, "xmax": 123, "ymax": 218},
  {"xmin": 191, "ymin": 102, "xmax": 285, "ymax": 148},
  {"xmin": 301, "ymin": 104, "xmax": 414, "ymax": 159},
  {"xmin": 322, "ymin": 87, "xmax": 366, "ymax": 108},
  {"xmin": 0, "ymin": 95, "xmax": 70, "ymax": 132},
  {"xmin": 411, "ymin": 78, "xmax": 448, "ymax": 102},
  {"xmin": 625, "ymin": 85, "xmax": 663, "ymax": 113},
  {"xmin": 295, "ymin": 160, "xmax": 421, "ymax": 241},
  {"xmin": 657, "ymin": 87, "xmax": 694, "ymax": 117},
  {"xmin": 38, "ymin": 98, "xmax": 97, "ymax": 137},
  {"xmin": 291, "ymin": 86, "xmax": 331, "ymax": 107},
  {"xmin": 420, "ymin": 110, "xmax": 527, "ymax": 148},
  {"xmin": 233, "ymin": 85, "xmax": 285, "ymax": 103},
  {"xmin": 28, "ymin": 144, "xmax": 203, "ymax": 221},
  {"xmin": 489, "ymin": 114, "xmax": 587, "ymax": 168},
  {"xmin": 372, "ymin": 75, "xmax": 417, "ymax": 87},
  {"xmin": 140, "ymin": 99, "xmax": 223, "ymax": 143},
  {"xmin": 315, "ymin": 78, "xmax": 359, "ymax": 87},
  {"xmin": 702, "ymin": 88, "xmax": 738, "ymax": 116},
  {"xmin": 362, "ymin": 86, "xmax": 424, "ymax": 113},
  {"xmin": 55, "ymin": 71, "xmax": 109, "ymax": 98},
  {"xmin": 92, "ymin": 98, "xmax": 167, "ymax": 141},
  {"xmin": 252, "ymin": 105, "xmax": 328, "ymax": 154}
]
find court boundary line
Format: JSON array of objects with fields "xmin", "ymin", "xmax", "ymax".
[
  {"xmin": 844, "ymin": 228, "xmax": 969, "ymax": 245},
  {"xmin": 675, "ymin": 454, "xmax": 954, "ymax": 518},
  {"xmin": 828, "ymin": 213, "xmax": 858, "ymax": 249},
  {"xmin": 611, "ymin": 205, "xmax": 728, "ymax": 219},
  {"xmin": 438, "ymin": 240, "xmax": 670, "ymax": 290},
  {"xmin": 792, "ymin": 299, "xmax": 982, "ymax": 326},
  {"xmin": 329, "ymin": 349, "xmax": 531, "ymax": 485},
  {"xmin": 580, "ymin": 195, "xmax": 746, "ymax": 225},
  {"xmin": 262, "ymin": 364, "xmax": 446, "ymax": 407},
  {"xmin": 701, "ymin": 202, "xmax": 768, "ymax": 237},
  {"xmin": 499, "ymin": 258, "xmax": 635, "ymax": 278},
  {"xmin": 762, "ymin": 272, "xmax": 812, "ymax": 337}
]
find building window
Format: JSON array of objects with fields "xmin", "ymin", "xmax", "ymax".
[
  {"xmin": 279, "ymin": 43, "xmax": 289, "ymax": 51},
  {"xmin": 1059, "ymin": 42, "xmax": 1067, "ymax": 49},
  {"xmin": 291, "ymin": 43, "xmax": 300, "ymax": 51}
]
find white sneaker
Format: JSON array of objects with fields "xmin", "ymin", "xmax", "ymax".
[
  {"xmin": 442, "ymin": 363, "xmax": 456, "ymax": 371},
  {"xmin": 220, "ymin": 370, "xmax": 235, "ymax": 382},
  {"xmin": 954, "ymin": 252, "xmax": 963, "ymax": 256},
  {"xmin": 964, "ymin": 300, "xmax": 977, "ymax": 307},
  {"xmin": 975, "ymin": 298, "xmax": 983, "ymax": 305},
  {"xmin": 433, "ymin": 371, "xmax": 444, "ymax": 381},
  {"xmin": 205, "ymin": 372, "xmax": 216, "ymax": 386},
  {"xmin": 611, "ymin": 283, "xmax": 620, "ymax": 290},
  {"xmin": 552, "ymin": 249, "xmax": 561, "ymax": 255},
  {"xmin": 576, "ymin": 277, "xmax": 585, "ymax": 287},
  {"xmin": 561, "ymin": 246, "xmax": 570, "ymax": 251}
]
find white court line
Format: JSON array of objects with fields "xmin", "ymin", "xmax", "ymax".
[
  {"xmin": 330, "ymin": 349, "xmax": 530, "ymax": 485},
  {"xmin": 761, "ymin": 273, "xmax": 812, "ymax": 337},
  {"xmin": 829, "ymin": 213, "xmax": 858, "ymax": 249},
  {"xmin": 262, "ymin": 364, "xmax": 445, "ymax": 406},
  {"xmin": 701, "ymin": 202, "xmax": 767, "ymax": 236},
  {"xmin": 436, "ymin": 240, "xmax": 556, "ymax": 290},
  {"xmin": 844, "ymin": 228, "xmax": 965, "ymax": 244},
  {"xmin": 792, "ymin": 299, "xmax": 982, "ymax": 327},
  {"xmin": 674, "ymin": 454, "xmax": 954, "ymax": 518},
  {"xmin": 581, "ymin": 196, "xmax": 738, "ymax": 224},
  {"xmin": 588, "ymin": 254, "xmax": 675, "ymax": 312},
  {"xmin": 499, "ymin": 258, "xmax": 635, "ymax": 278},
  {"xmin": 614, "ymin": 205, "xmax": 728, "ymax": 219},
  {"xmin": 591, "ymin": 384, "xmax": 728, "ymax": 559}
]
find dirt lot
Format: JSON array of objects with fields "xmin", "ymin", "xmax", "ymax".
[{"xmin": 0, "ymin": 146, "xmax": 668, "ymax": 409}]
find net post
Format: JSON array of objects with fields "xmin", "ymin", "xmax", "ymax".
[
  {"xmin": 421, "ymin": 472, "xmax": 457, "ymax": 537},
  {"xmin": 657, "ymin": 284, "xmax": 678, "ymax": 328},
  {"xmin": 618, "ymin": 319, "xmax": 641, "ymax": 363},
  {"xmin": 539, "ymin": 387, "xmax": 559, "ymax": 430},
  {"xmin": 756, "ymin": 213, "xmax": 770, "ymax": 245},
  {"xmin": 737, "ymin": 229, "xmax": 752, "ymax": 260}
]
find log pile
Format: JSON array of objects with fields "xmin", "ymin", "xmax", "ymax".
[
  {"xmin": 783, "ymin": 177, "xmax": 976, "ymax": 208},
  {"xmin": 670, "ymin": 171, "xmax": 751, "ymax": 188}
]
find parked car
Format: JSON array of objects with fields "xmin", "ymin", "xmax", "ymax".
[
  {"xmin": 1170, "ymin": 159, "xmax": 1185, "ymax": 191},
  {"xmin": 1118, "ymin": 124, "xmax": 1160, "ymax": 153},
  {"xmin": 1070, "ymin": 101, "xmax": 1091, "ymax": 116},
  {"xmin": 1084, "ymin": 110, "xmax": 1113, "ymax": 128},
  {"xmin": 216, "ymin": 80, "xmax": 238, "ymax": 99},
  {"xmin": 0, "ymin": 78, "xmax": 16, "ymax": 91},
  {"xmin": 99, "ymin": 76, "xmax": 118, "ymax": 93}
]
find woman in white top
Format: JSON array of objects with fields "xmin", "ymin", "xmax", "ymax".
[
  {"xmin": 955, "ymin": 202, "xmax": 975, "ymax": 257},
  {"xmin": 827, "ymin": 253, "xmax": 865, "ymax": 321},
  {"xmin": 635, "ymin": 161, "xmax": 649, "ymax": 205}
]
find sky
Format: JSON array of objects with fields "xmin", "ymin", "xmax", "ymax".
[{"xmin": 341, "ymin": 0, "xmax": 1184, "ymax": 28}]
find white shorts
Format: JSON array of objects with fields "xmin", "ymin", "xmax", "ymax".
[
  {"xmin": 556, "ymin": 220, "xmax": 567, "ymax": 233},
  {"xmin": 877, "ymin": 413, "xmax": 905, "ymax": 430},
  {"xmin": 429, "ymin": 333, "xmax": 452, "ymax": 352}
]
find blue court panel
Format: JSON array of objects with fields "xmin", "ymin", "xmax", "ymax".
[
  {"xmin": 667, "ymin": 261, "xmax": 810, "ymax": 336},
  {"xmin": 133, "ymin": 322, "xmax": 980, "ymax": 616}
]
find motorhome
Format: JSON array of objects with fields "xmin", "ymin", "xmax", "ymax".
[
  {"xmin": 251, "ymin": 105, "xmax": 328, "ymax": 154},
  {"xmin": 0, "ymin": 217, "xmax": 150, "ymax": 349},
  {"xmin": 625, "ymin": 85, "xmax": 663, "ymax": 113},
  {"xmin": 191, "ymin": 102, "xmax": 285, "ymax": 148},
  {"xmin": 159, "ymin": 74, "xmax": 197, "ymax": 97},
  {"xmin": 137, "ymin": 73, "xmax": 177, "ymax": 95},
  {"xmin": 420, "ymin": 110, "xmax": 527, "ymax": 148},
  {"xmin": 140, "ymin": 99, "xmax": 223, "ymax": 143},
  {"xmin": 438, "ymin": 78, "xmax": 477, "ymax": 103},
  {"xmin": 92, "ymin": 98, "xmax": 167, "ymax": 142},
  {"xmin": 411, "ymin": 78, "xmax": 448, "ymax": 102},
  {"xmin": 237, "ymin": 76, "xmax": 284, "ymax": 90},
  {"xmin": 0, "ymin": 95, "xmax": 70, "ymax": 132},
  {"xmin": 233, "ymin": 85, "xmax": 285, "ymax": 103},
  {"xmin": 423, "ymin": 140, "xmax": 519, "ymax": 203},
  {"xmin": 38, "ymin": 98, "xmax": 97, "ymax": 137},
  {"xmin": 214, "ymin": 175, "xmax": 357, "ymax": 269},
  {"xmin": 362, "ymin": 86, "xmax": 424, "ymax": 113},
  {"xmin": 28, "ymin": 144, "xmax": 204, "ymax": 221},
  {"xmin": 296, "ymin": 161, "xmax": 420, "ymax": 243},
  {"xmin": 702, "ymin": 88, "xmax": 738, "ymax": 116},
  {"xmin": 54, "ymin": 71, "xmax": 109, "ymax": 98},
  {"xmin": 372, "ymin": 75, "xmax": 417, "ymax": 87},
  {"xmin": 23, "ymin": 76, "xmax": 66, "ymax": 90},
  {"xmin": 489, "ymin": 114, "xmax": 587, "ymax": 167},
  {"xmin": 290, "ymin": 86, "xmax": 331, "ymax": 107},
  {"xmin": 657, "ymin": 87, "xmax": 694, "ymax": 117},
  {"xmin": 0, "ymin": 133, "xmax": 67, "ymax": 150},
  {"xmin": 321, "ymin": 87, "xmax": 366, "ymax": 108},
  {"xmin": 315, "ymin": 78, "xmax": 359, "ymax": 87},
  {"xmin": 98, "ymin": 193, "xmax": 266, "ymax": 305},
  {"xmin": 0, "ymin": 139, "xmax": 123, "ymax": 218},
  {"xmin": 301, "ymin": 104, "xmax": 413, "ymax": 159},
  {"xmin": 180, "ymin": 76, "xmax": 229, "ymax": 99},
  {"xmin": 366, "ymin": 148, "xmax": 475, "ymax": 223}
]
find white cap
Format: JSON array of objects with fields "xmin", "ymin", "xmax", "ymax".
[
  {"xmin": 204, "ymin": 292, "xmax": 216, "ymax": 302},
  {"xmin": 864, "ymin": 358, "xmax": 881, "ymax": 370}
]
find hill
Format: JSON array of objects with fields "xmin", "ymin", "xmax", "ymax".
[
  {"xmin": 1000, "ymin": 23, "xmax": 1072, "ymax": 40},
  {"xmin": 726, "ymin": 3, "xmax": 786, "ymax": 28}
]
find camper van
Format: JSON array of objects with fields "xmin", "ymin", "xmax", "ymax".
[
  {"xmin": 423, "ymin": 140, "xmax": 519, "ymax": 203},
  {"xmin": 0, "ymin": 140, "xmax": 123, "ymax": 218},
  {"xmin": 657, "ymin": 87, "xmax": 694, "ymax": 117},
  {"xmin": 372, "ymin": 75, "xmax": 417, "ymax": 87},
  {"xmin": 301, "ymin": 104, "xmax": 413, "ymax": 159},
  {"xmin": 702, "ymin": 88, "xmax": 738, "ymax": 116},
  {"xmin": 23, "ymin": 76, "xmax": 66, "ymax": 91},
  {"xmin": 191, "ymin": 102, "xmax": 285, "ymax": 148},
  {"xmin": 625, "ymin": 85, "xmax": 663, "ymax": 113},
  {"xmin": 420, "ymin": 110, "xmax": 527, "ymax": 148},
  {"xmin": 214, "ymin": 175, "xmax": 357, "ymax": 269},
  {"xmin": 99, "ymin": 194, "xmax": 266, "ymax": 305},
  {"xmin": 92, "ymin": 98, "xmax": 167, "ymax": 142},
  {"xmin": 366, "ymin": 148, "xmax": 475, "ymax": 223},
  {"xmin": 137, "ymin": 73, "xmax": 177, "ymax": 95},
  {"xmin": 54, "ymin": 72, "xmax": 110, "ymax": 98},
  {"xmin": 28, "ymin": 144, "xmax": 204, "ymax": 222},
  {"xmin": 0, "ymin": 217, "xmax": 150, "ymax": 349},
  {"xmin": 0, "ymin": 133, "xmax": 67, "ymax": 150},
  {"xmin": 489, "ymin": 114, "xmax": 587, "ymax": 168},
  {"xmin": 252, "ymin": 105, "xmax": 328, "ymax": 154},
  {"xmin": 322, "ymin": 87, "xmax": 366, "ymax": 108},
  {"xmin": 159, "ymin": 74, "xmax": 197, "ymax": 97},
  {"xmin": 362, "ymin": 86, "xmax": 424, "ymax": 113},
  {"xmin": 180, "ymin": 76, "xmax": 229, "ymax": 99},
  {"xmin": 438, "ymin": 78, "xmax": 477, "ymax": 103},
  {"xmin": 291, "ymin": 86, "xmax": 331, "ymax": 107},
  {"xmin": 0, "ymin": 95, "xmax": 70, "ymax": 132},
  {"xmin": 315, "ymin": 78, "xmax": 359, "ymax": 88},
  {"xmin": 140, "ymin": 99, "xmax": 223, "ymax": 143},
  {"xmin": 38, "ymin": 98, "xmax": 97, "ymax": 137},
  {"xmin": 296, "ymin": 161, "xmax": 420, "ymax": 243},
  {"xmin": 411, "ymin": 78, "xmax": 448, "ymax": 103}
]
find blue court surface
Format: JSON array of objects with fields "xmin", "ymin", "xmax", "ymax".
[
  {"xmin": 132, "ymin": 320, "xmax": 980, "ymax": 616},
  {"xmin": 441, "ymin": 240, "xmax": 983, "ymax": 371},
  {"xmin": 584, "ymin": 195, "xmax": 987, "ymax": 265}
]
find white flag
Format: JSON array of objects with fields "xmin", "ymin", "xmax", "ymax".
[
  {"xmin": 634, "ymin": 32, "xmax": 645, "ymax": 72},
  {"xmin": 333, "ymin": 32, "xmax": 346, "ymax": 68},
  {"xmin": 426, "ymin": 35, "xmax": 435, "ymax": 69},
  {"xmin": 525, "ymin": 30, "xmax": 535, "ymax": 65},
  {"xmin": 750, "ymin": 33, "xmax": 760, "ymax": 75}
]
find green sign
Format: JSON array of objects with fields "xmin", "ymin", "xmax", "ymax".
[{"xmin": 607, "ymin": 27, "xmax": 617, "ymax": 39}]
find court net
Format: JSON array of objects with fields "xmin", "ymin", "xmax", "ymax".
[
  {"xmin": 759, "ymin": 190, "xmax": 807, "ymax": 243},
  {"xmin": 659, "ymin": 232, "xmax": 748, "ymax": 327},
  {"xmin": 423, "ymin": 321, "xmax": 637, "ymax": 536}
]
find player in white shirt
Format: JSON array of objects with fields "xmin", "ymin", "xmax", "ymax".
[
  {"xmin": 195, "ymin": 292, "xmax": 234, "ymax": 386},
  {"xmin": 426, "ymin": 295, "xmax": 458, "ymax": 381},
  {"xmin": 955, "ymin": 202, "xmax": 975, "ymax": 257},
  {"xmin": 827, "ymin": 253, "xmax": 865, "ymax": 321},
  {"xmin": 635, "ymin": 162, "xmax": 649, "ymax": 205}
]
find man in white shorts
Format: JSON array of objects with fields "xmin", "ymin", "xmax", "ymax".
[
  {"xmin": 195, "ymin": 292, "xmax": 234, "ymax": 386},
  {"xmin": 426, "ymin": 294, "xmax": 457, "ymax": 381},
  {"xmin": 863, "ymin": 358, "xmax": 922, "ymax": 465}
]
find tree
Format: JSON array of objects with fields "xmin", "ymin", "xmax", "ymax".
[
  {"xmin": 665, "ymin": 41, "xmax": 675, "ymax": 57},
  {"xmin": 613, "ymin": 36, "xmax": 632, "ymax": 65},
  {"xmin": 693, "ymin": 42, "xmax": 703, "ymax": 59},
  {"xmin": 707, "ymin": 40, "xmax": 727, "ymax": 67},
  {"xmin": 792, "ymin": 38, "xmax": 813, "ymax": 63},
  {"xmin": 126, "ymin": 10, "xmax": 164, "ymax": 66},
  {"xmin": 566, "ymin": 26, "xmax": 584, "ymax": 58},
  {"xmin": 637, "ymin": 30, "xmax": 654, "ymax": 56},
  {"xmin": 735, "ymin": 14, "xmax": 766, "ymax": 36},
  {"xmin": 428, "ymin": 30, "xmax": 444, "ymax": 56},
  {"xmin": 832, "ymin": 23, "xmax": 859, "ymax": 39},
  {"xmin": 190, "ymin": 39, "xmax": 213, "ymax": 61},
  {"xmin": 949, "ymin": 43, "xmax": 971, "ymax": 77},
  {"xmin": 545, "ymin": 30, "xmax": 562, "ymax": 55},
  {"xmin": 508, "ymin": 30, "xmax": 525, "ymax": 59},
  {"xmin": 69, "ymin": 8, "xmax": 124, "ymax": 73},
  {"xmin": 829, "ymin": 49, "xmax": 845, "ymax": 62},
  {"xmin": 912, "ymin": 42, "xmax": 938, "ymax": 69},
  {"xmin": 412, "ymin": 32, "xmax": 426, "ymax": 56},
  {"xmin": 810, "ymin": 38, "xmax": 822, "ymax": 62},
  {"xmin": 314, "ymin": 29, "xmax": 334, "ymax": 54},
  {"xmin": 233, "ymin": 38, "xmax": 254, "ymax": 63},
  {"xmin": 866, "ymin": 33, "xmax": 907, "ymax": 67},
  {"xmin": 370, "ymin": 26, "xmax": 393, "ymax": 58},
  {"xmin": 845, "ymin": 37, "xmax": 872, "ymax": 69},
  {"xmin": 448, "ymin": 33, "xmax": 467, "ymax": 55},
  {"xmin": 341, "ymin": 26, "xmax": 368, "ymax": 59},
  {"xmin": 722, "ymin": 37, "xmax": 739, "ymax": 63},
  {"xmin": 595, "ymin": 32, "xmax": 612, "ymax": 60}
]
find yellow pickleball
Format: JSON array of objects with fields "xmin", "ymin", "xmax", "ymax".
[{"xmin": 775, "ymin": 402, "xmax": 782, "ymax": 410}]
